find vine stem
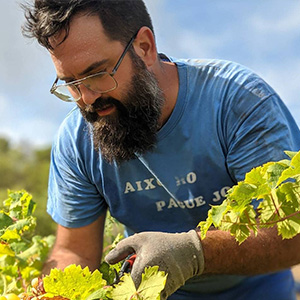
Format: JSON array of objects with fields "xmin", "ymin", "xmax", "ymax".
[
  {"xmin": 1, "ymin": 274, "xmax": 7, "ymax": 295},
  {"xmin": 102, "ymin": 244, "xmax": 112, "ymax": 254},
  {"xmin": 18, "ymin": 267, "xmax": 27, "ymax": 292},
  {"xmin": 244, "ymin": 210, "xmax": 254, "ymax": 226},
  {"xmin": 221, "ymin": 210, "xmax": 300, "ymax": 227},
  {"xmin": 270, "ymin": 191, "xmax": 281, "ymax": 218},
  {"xmin": 130, "ymin": 292, "xmax": 142, "ymax": 300}
]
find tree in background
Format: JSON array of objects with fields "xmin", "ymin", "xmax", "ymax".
[{"xmin": 0, "ymin": 137, "xmax": 56, "ymax": 236}]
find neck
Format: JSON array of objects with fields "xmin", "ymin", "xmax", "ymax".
[{"xmin": 154, "ymin": 58, "xmax": 179, "ymax": 127}]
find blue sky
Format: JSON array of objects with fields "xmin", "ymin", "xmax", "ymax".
[{"xmin": 1, "ymin": 0, "xmax": 300, "ymax": 147}]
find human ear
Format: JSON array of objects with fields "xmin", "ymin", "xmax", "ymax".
[{"xmin": 132, "ymin": 26, "xmax": 157, "ymax": 67}]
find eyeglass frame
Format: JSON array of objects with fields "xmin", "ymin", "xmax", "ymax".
[{"xmin": 50, "ymin": 30, "xmax": 139, "ymax": 102}]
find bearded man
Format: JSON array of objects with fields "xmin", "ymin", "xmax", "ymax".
[{"xmin": 22, "ymin": 1, "xmax": 300, "ymax": 299}]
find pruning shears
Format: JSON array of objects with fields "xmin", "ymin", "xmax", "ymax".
[{"xmin": 113, "ymin": 253, "xmax": 137, "ymax": 284}]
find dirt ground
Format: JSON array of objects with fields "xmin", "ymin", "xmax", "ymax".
[{"xmin": 292, "ymin": 264, "xmax": 300, "ymax": 299}]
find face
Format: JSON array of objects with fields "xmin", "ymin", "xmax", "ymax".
[{"xmin": 50, "ymin": 13, "xmax": 165, "ymax": 164}]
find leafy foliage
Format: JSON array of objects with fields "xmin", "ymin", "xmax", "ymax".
[
  {"xmin": 199, "ymin": 151, "xmax": 300, "ymax": 243},
  {"xmin": 0, "ymin": 190, "xmax": 54, "ymax": 295},
  {"xmin": 0, "ymin": 138, "xmax": 55, "ymax": 237},
  {"xmin": 39, "ymin": 264, "xmax": 166, "ymax": 300},
  {"xmin": 4, "ymin": 139, "xmax": 300, "ymax": 298},
  {"xmin": 137, "ymin": 267, "xmax": 167, "ymax": 300},
  {"xmin": 43, "ymin": 265, "xmax": 109, "ymax": 300},
  {"xmin": 0, "ymin": 192, "xmax": 165, "ymax": 300}
]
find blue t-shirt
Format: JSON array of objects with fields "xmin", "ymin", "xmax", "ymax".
[{"xmin": 48, "ymin": 58, "xmax": 300, "ymax": 299}]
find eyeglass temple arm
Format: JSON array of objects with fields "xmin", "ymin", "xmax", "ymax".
[
  {"xmin": 111, "ymin": 31, "xmax": 139, "ymax": 75},
  {"xmin": 50, "ymin": 77, "xmax": 59, "ymax": 93}
]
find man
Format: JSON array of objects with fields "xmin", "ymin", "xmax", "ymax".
[{"xmin": 22, "ymin": 1, "xmax": 300, "ymax": 299}]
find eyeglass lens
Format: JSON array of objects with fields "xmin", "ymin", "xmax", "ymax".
[{"xmin": 55, "ymin": 72, "xmax": 117, "ymax": 102}]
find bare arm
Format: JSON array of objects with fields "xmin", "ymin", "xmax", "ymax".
[
  {"xmin": 105, "ymin": 226, "xmax": 300, "ymax": 299},
  {"xmin": 42, "ymin": 213, "xmax": 106, "ymax": 275},
  {"xmin": 200, "ymin": 227, "xmax": 300, "ymax": 275}
]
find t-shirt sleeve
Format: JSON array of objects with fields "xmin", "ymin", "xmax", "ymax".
[
  {"xmin": 224, "ymin": 85, "xmax": 300, "ymax": 182},
  {"xmin": 47, "ymin": 115, "xmax": 107, "ymax": 228}
]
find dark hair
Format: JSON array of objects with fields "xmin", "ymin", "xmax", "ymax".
[{"xmin": 21, "ymin": 0, "xmax": 154, "ymax": 50}]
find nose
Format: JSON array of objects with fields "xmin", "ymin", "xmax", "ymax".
[{"xmin": 78, "ymin": 84, "xmax": 102, "ymax": 105}]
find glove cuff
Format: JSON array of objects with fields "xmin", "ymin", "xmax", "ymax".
[{"xmin": 187, "ymin": 229, "xmax": 205, "ymax": 276}]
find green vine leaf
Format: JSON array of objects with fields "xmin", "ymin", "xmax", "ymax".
[
  {"xmin": 0, "ymin": 190, "xmax": 54, "ymax": 295},
  {"xmin": 199, "ymin": 150, "xmax": 300, "ymax": 243},
  {"xmin": 0, "ymin": 212, "xmax": 14, "ymax": 231}
]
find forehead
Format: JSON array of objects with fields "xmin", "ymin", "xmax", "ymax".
[{"xmin": 49, "ymin": 13, "xmax": 121, "ymax": 77}]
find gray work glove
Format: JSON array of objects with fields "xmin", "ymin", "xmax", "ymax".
[{"xmin": 105, "ymin": 230, "xmax": 205, "ymax": 300}]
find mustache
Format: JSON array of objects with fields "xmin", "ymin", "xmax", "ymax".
[
  {"xmin": 84, "ymin": 97, "xmax": 121, "ymax": 113},
  {"xmin": 82, "ymin": 97, "xmax": 128, "ymax": 123}
]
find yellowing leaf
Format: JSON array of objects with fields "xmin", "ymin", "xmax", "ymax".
[
  {"xmin": 277, "ymin": 218, "xmax": 300, "ymax": 239},
  {"xmin": 228, "ymin": 182, "xmax": 257, "ymax": 202},
  {"xmin": 284, "ymin": 151, "xmax": 297, "ymax": 160},
  {"xmin": 1, "ymin": 229, "xmax": 21, "ymax": 241},
  {"xmin": 110, "ymin": 266, "xmax": 167, "ymax": 300},
  {"xmin": 230, "ymin": 224, "xmax": 250, "ymax": 245},
  {"xmin": 109, "ymin": 272, "xmax": 136, "ymax": 300},
  {"xmin": 265, "ymin": 162, "xmax": 289, "ymax": 188},
  {"xmin": 209, "ymin": 201, "xmax": 229, "ymax": 226},
  {"xmin": 277, "ymin": 151, "xmax": 300, "ymax": 185},
  {"xmin": 198, "ymin": 220, "xmax": 212, "ymax": 240},
  {"xmin": 86, "ymin": 286, "xmax": 112, "ymax": 300},
  {"xmin": 258, "ymin": 195, "xmax": 277, "ymax": 224},
  {"xmin": 244, "ymin": 165, "xmax": 266, "ymax": 186},
  {"xmin": 43, "ymin": 264, "xmax": 107, "ymax": 300},
  {"xmin": 138, "ymin": 266, "xmax": 167, "ymax": 299},
  {"xmin": 0, "ymin": 243, "xmax": 15, "ymax": 256}
]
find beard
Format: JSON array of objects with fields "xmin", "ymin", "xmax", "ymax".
[{"xmin": 80, "ymin": 53, "xmax": 165, "ymax": 164}]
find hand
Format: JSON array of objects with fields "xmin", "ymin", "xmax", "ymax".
[{"xmin": 105, "ymin": 230, "xmax": 205, "ymax": 300}]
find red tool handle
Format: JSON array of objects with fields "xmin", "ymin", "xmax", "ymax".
[
  {"xmin": 126, "ymin": 254, "xmax": 137, "ymax": 268},
  {"xmin": 119, "ymin": 253, "xmax": 137, "ymax": 277}
]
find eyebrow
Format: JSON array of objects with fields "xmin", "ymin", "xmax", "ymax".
[{"xmin": 58, "ymin": 59, "xmax": 110, "ymax": 81}]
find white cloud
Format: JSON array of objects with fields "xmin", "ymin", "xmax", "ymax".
[
  {"xmin": 165, "ymin": 28, "xmax": 226, "ymax": 59},
  {"xmin": 250, "ymin": 2, "xmax": 300, "ymax": 33},
  {"xmin": 256, "ymin": 58, "xmax": 300, "ymax": 123},
  {"xmin": 1, "ymin": 0, "xmax": 300, "ymax": 146},
  {"xmin": 147, "ymin": 0, "xmax": 300, "ymax": 126},
  {"xmin": 18, "ymin": 118, "xmax": 59, "ymax": 146},
  {"xmin": 0, "ymin": 116, "xmax": 59, "ymax": 147}
]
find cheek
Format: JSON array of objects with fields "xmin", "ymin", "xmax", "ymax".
[
  {"xmin": 76, "ymin": 99, "xmax": 85, "ymax": 109},
  {"xmin": 112, "ymin": 56, "xmax": 135, "ymax": 96},
  {"xmin": 104, "ymin": 89, "xmax": 128, "ymax": 104},
  {"xmin": 114, "ymin": 74, "xmax": 135, "ymax": 102}
]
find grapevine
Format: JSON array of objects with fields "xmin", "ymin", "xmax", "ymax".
[
  {"xmin": 3, "ymin": 150, "xmax": 300, "ymax": 299},
  {"xmin": 0, "ymin": 190, "xmax": 54, "ymax": 298},
  {"xmin": 14, "ymin": 264, "xmax": 166, "ymax": 300},
  {"xmin": 199, "ymin": 150, "xmax": 300, "ymax": 244},
  {"xmin": 0, "ymin": 191, "xmax": 167, "ymax": 300}
]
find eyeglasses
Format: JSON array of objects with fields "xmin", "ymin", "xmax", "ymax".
[{"xmin": 50, "ymin": 31, "xmax": 138, "ymax": 102}]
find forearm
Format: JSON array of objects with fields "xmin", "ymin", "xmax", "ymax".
[
  {"xmin": 200, "ymin": 227, "xmax": 300, "ymax": 275},
  {"xmin": 42, "ymin": 246, "xmax": 102, "ymax": 275},
  {"xmin": 42, "ymin": 216, "xmax": 106, "ymax": 275}
]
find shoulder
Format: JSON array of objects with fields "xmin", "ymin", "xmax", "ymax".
[
  {"xmin": 169, "ymin": 56, "xmax": 275, "ymax": 100},
  {"xmin": 171, "ymin": 57, "xmax": 253, "ymax": 77},
  {"xmin": 57, "ymin": 106, "xmax": 87, "ymax": 136},
  {"xmin": 53, "ymin": 107, "xmax": 92, "ymax": 158}
]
